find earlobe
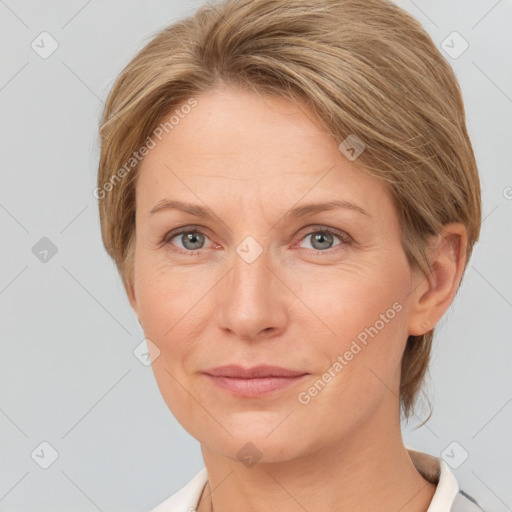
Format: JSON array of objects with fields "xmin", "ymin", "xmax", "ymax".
[{"xmin": 408, "ymin": 223, "xmax": 468, "ymax": 336}]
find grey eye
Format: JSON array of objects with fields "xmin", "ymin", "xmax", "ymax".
[
  {"xmin": 300, "ymin": 231, "xmax": 341, "ymax": 251},
  {"xmin": 175, "ymin": 232, "xmax": 206, "ymax": 251}
]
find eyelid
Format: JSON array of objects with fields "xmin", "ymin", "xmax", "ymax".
[
  {"xmin": 296, "ymin": 224, "xmax": 352, "ymax": 243},
  {"xmin": 162, "ymin": 224, "xmax": 208, "ymax": 243}
]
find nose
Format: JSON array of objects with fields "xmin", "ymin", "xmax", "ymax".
[{"xmin": 216, "ymin": 241, "xmax": 288, "ymax": 342}]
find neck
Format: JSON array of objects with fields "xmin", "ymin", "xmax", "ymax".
[{"xmin": 197, "ymin": 400, "xmax": 436, "ymax": 512}]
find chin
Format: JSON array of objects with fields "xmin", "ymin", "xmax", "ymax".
[
  {"xmin": 214, "ymin": 436, "xmax": 306, "ymax": 466},
  {"xmin": 197, "ymin": 415, "xmax": 316, "ymax": 466}
]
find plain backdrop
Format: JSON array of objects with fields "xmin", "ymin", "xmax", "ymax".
[{"xmin": 1, "ymin": 1, "xmax": 511, "ymax": 511}]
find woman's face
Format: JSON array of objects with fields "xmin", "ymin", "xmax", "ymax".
[{"xmin": 131, "ymin": 85, "xmax": 424, "ymax": 463}]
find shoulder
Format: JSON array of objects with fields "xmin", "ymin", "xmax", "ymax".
[{"xmin": 149, "ymin": 468, "xmax": 208, "ymax": 512}]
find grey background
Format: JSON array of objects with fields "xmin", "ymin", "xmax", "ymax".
[{"xmin": 0, "ymin": 0, "xmax": 510, "ymax": 511}]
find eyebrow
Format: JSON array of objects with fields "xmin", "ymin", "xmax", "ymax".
[{"xmin": 149, "ymin": 199, "xmax": 369, "ymax": 219}]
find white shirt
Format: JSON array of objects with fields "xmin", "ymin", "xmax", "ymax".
[{"xmin": 149, "ymin": 448, "xmax": 485, "ymax": 512}]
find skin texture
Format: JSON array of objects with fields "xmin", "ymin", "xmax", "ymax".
[{"xmin": 129, "ymin": 84, "xmax": 467, "ymax": 512}]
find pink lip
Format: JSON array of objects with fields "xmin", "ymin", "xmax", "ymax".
[
  {"xmin": 205, "ymin": 365, "xmax": 306, "ymax": 378},
  {"xmin": 203, "ymin": 365, "xmax": 308, "ymax": 398}
]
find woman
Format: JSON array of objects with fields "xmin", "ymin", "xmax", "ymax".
[{"xmin": 96, "ymin": 0, "xmax": 485, "ymax": 510}]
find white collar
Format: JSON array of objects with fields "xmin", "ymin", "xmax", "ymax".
[
  {"xmin": 149, "ymin": 448, "xmax": 480, "ymax": 512},
  {"xmin": 406, "ymin": 446, "xmax": 459, "ymax": 512}
]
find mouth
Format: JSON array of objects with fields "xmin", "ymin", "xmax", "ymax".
[{"xmin": 202, "ymin": 365, "xmax": 309, "ymax": 398}]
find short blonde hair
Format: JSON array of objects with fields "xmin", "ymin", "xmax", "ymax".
[{"xmin": 97, "ymin": 0, "xmax": 481, "ymax": 421}]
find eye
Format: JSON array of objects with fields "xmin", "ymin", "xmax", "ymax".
[
  {"xmin": 298, "ymin": 227, "xmax": 349, "ymax": 252},
  {"xmin": 163, "ymin": 227, "xmax": 212, "ymax": 254},
  {"xmin": 162, "ymin": 225, "xmax": 351, "ymax": 256}
]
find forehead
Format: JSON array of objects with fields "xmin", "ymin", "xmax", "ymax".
[
  {"xmin": 141, "ymin": 86, "xmax": 333, "ymax": 171},
  {"xmin": 136, "ymin": 86, "xmax": 392, "ymax": 218}
]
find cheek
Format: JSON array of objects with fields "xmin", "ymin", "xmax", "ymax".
[
  {"xmin": 298, "ymin": 255, "xmax": 409, "ymax": 330},
  {"xmin": 133, "ymin": 255, "xmax": 217, "ymax": 366},
  {"xmin": 135, "ymin": 252, "xmax": 198, "ymax": 322},
  {"xmin": 133, "ymin": 260, "xmax": 212, "ymax": 425},
  {"xmin": 294, "ymin": 254, "xmax": 411, "ymax": 379},
  {"xmin": 291, "ymin": 270, "xmax": 410, "ymax": 432}
]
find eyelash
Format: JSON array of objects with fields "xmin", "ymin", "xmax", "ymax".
[{"xmin": 161, "ymin": 225, "xmax": 352, "ymax": 257}]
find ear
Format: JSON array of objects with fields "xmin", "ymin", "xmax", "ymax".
[{"xmin": 408, "ymin": 223, "xmax": 468, "ymax": 336}]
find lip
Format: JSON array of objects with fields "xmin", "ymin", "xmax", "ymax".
[
  {"xmin": 204, "ymin": 365, "xmax": 306, "ymax": 378},
  {"xmin": 202, "ymin": 365, "xmax": 308, "ymax": 398}
]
